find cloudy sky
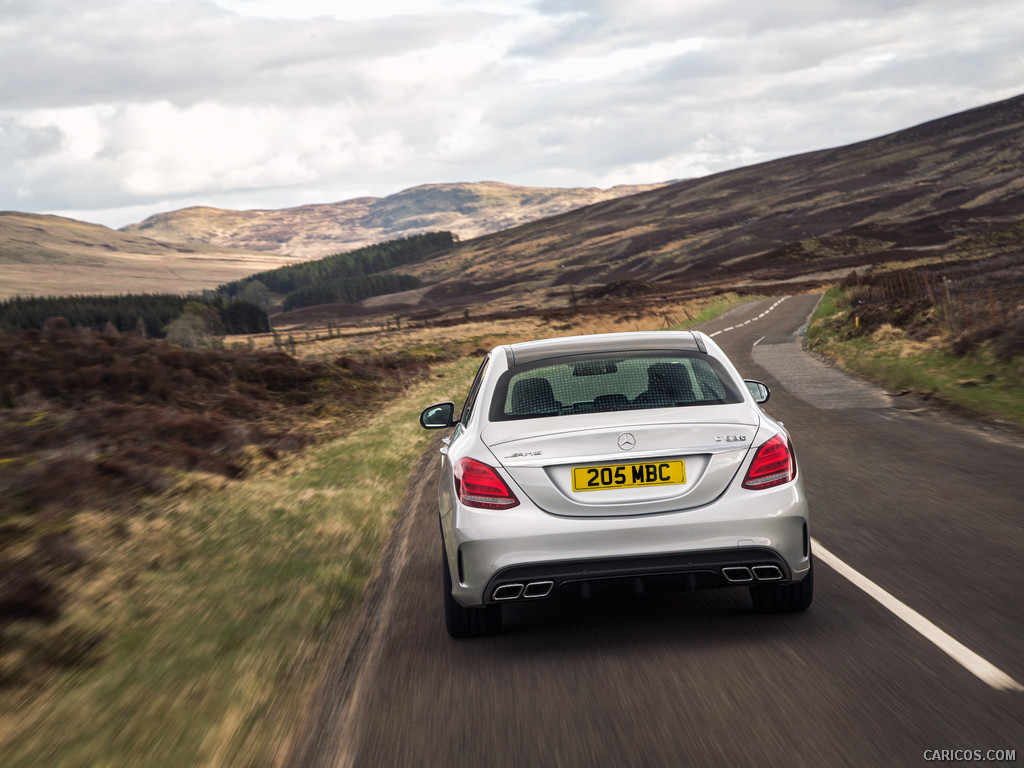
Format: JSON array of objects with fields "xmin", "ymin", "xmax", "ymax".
[{"xmin": 2, "ymin": 0, "xmax": 1023, "ymax": 228}]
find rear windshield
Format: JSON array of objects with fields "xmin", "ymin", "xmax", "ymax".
[{"xmin": 490, "ymin": 352, "xmax": 743, "ymax": 421}]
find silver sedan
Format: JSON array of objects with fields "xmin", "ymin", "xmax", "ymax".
[{"xmin": 420, "ymin": 330, "xmax": 812, "ymax": 637}]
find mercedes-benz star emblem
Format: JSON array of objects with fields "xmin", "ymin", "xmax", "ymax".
[{"xmin": 617, "ymin": 433, "xmax": 636, "ymax": 451}]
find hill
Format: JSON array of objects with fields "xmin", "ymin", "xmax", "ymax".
[
  {"xmin": 120, "ymin": 181, "xmax": 668, "ymax": 259},
  {"xmin": 0, "ymin": 212, "xmax": 301, "ymax": 299},
  {"xmin": 7, "ymin": 94, "xmax": 1023, "ymax": 310},
  {"xmin": 320, "ymin": 94, "xmax": 1023, "ymax": 323}
]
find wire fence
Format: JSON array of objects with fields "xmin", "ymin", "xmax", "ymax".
[{"xmin": 843, "ymin": 256, "xmax": 1024, "ymax": 334}]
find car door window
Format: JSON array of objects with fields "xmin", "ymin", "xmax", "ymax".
[{"xmin": 458, "ymin": 355, "xmax": 491, "ymax": 430}]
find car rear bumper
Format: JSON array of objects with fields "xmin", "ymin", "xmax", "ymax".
[
  {"xmin": 444, "ymin": 483, "xmax": 810, "ymax": 607},
  {"xmin": 483, "ymin": 547, "xmax": 794, "ymax": 604}
]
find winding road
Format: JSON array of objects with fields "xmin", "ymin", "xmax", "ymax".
[{"xmin": 295, "ymin": 295, "xmax": 1024, "ymax": 768}]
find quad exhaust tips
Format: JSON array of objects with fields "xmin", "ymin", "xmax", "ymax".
[
  {"xmin": 492, "ymin": 581, "xmax": 555, "ymax": 601},
  {"xmin": 722, "ymin": 565, "xmax": 784, "ymax": 583},
  {"xmin": 492, "ymin": 566, "xmax": 785, "ymax": 600}
]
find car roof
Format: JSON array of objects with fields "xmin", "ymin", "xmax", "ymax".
[{"xmin": 502, "ymin": 330, "xmax": 706, "ymax": 367}]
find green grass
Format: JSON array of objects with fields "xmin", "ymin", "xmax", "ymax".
[
  {"xmin": 0, "ymin": 357, "xmax": 482, "ymax": 768},
  {"xmin": 806, "ymin": 287, "xmax": 1024, "ymax": 427},
  {"xmin": 669, "ymin": 292, "xmax": 757, "ymax": 330}
]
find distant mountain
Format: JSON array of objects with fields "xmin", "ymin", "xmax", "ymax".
[
  {"xmin": 120, "ymin": 181, "xmax": 669, "ymax": 260},
  {"xmin": 340, "ymin": 93, "xmax": 1024, "ymax": 320},
  {"xmin": 0, "ymin": 212, "xmax": 299, "ymax": 299},
  {"xmin": 0, "ymin": 182, "xmax": 664, "ymax": 298}
]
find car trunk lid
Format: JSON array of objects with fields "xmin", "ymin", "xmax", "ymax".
[{"xmin": 482, "ymin": 405, "xmax": 759, "ymax": 517}]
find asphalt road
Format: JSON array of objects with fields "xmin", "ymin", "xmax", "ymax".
[{"xmin": 296, "ymin": 295, "xmax": 1024, "ymax": 768}]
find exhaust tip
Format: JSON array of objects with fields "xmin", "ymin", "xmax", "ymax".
[
  {"xmin": 752, "ymin": 565, "xmax": 783, "ymax": 581},
  {"xmin": 523, "ymin": 581, "xmax": 554, "ymax": 599},
  {"xmin": 722, "ymin": 567, "xmax": 754, "ymax": 583},
  {"xmin": 492, "ymin": 583, "xmax": 524, "ymax": 601}
]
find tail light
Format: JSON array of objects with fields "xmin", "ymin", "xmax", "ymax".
[
  {"xmin": 455, "ymin": 458, "xmax": 520, "ymax": 509},
  {"xmin": 742, "ymin": 435, "xmax": 796, "ymax": 490}
]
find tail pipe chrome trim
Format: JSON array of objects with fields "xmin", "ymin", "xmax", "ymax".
[
  {"xmin": 523, "ymin": 581, "xmax": 554, "ymax": 598},
  {"xmin": 752, "ymin": 565, "xmax": 784, "ymax": 581},
  {"xmin": 722, "ymin": 567, "xmax": 753, "ymax": 583},
  {"xmin": 493, "ymin": 581, "xmax": 555, "ymax": 601},
  {"xmin": 492, "ymin": 583, "xmax": 524, "ymax": 601}
]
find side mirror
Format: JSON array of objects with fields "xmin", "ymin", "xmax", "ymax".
[
  {"xmin": 420, "ymin": 401, "xmax": 457, "ymax": 429},
  {"xmin": 745, "ymin": 380, "xmax": 771, "ymax": 404}
]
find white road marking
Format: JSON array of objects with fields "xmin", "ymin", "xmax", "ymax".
[
  {"xmin": 812, "ymin": 539, "xmax": 1024, "ymax": 692},
  {"xmin": 708, "ymin": 296, "xmax": 789, "ymax": 338}
]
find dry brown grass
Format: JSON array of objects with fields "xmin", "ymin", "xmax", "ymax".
[
  {"xmin": 0, "ymin": 253, "xmax": 299, "ymax": 300},
  {"xmin": 871, "ymin": 323, "xmax": 905, "ymax": 341}
]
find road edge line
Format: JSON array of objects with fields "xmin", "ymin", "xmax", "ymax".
[{"xmin": 811, "ymin": 538, "xmax": 1023, "ymax": 692}]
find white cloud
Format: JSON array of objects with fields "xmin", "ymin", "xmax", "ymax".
[
  {"xmin": 524, "ymin": 38, "xmax": 709, "ymax": 83},
  {"xmin": 1, "ymin": 0, "xmax": 1022, "ymax": 227},
  {"xmin": 217, "ymin": 0, "xmax": 536, "ymax": 21}
]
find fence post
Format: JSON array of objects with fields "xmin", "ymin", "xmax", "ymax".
[
  {"xmin": 957, "ymin": 291, "xmax": 970, "ymax": 332},
  {"xmin": 943, "ymin": 279, "xmax": 957, "ymax": 332}
]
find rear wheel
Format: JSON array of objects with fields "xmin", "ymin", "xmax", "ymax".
[
  {"xmin": 441, "ymin": 540, "xmax": 501, "ymax": 638},
  {"xmin": 750, "ymin": 559, "xmax": 814, "ymax": 613}
]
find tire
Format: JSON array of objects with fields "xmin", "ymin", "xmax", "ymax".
[
  {"xmin": 750, "ymin": 558, "xmax": 814, "ymax": 613},
  {"xmin": 441, "ymin": 539, "xmax": 502, "ymax": 638}
]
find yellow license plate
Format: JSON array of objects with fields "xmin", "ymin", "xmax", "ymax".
[{"xmin": 572, "ymin": 460, "xmax": 686, "ymax": 492}]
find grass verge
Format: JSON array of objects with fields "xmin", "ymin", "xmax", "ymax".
[
  {"xmin": 0, "ymin": 356, "xmax": 483, "ymax": 768},
  {"xmin": 805, "ymin": 287, "xmax": 1024, "ymax": 427}
]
